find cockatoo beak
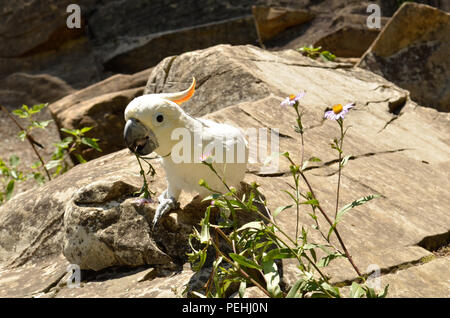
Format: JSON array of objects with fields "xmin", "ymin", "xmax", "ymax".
[{"xmin": 124, "ymin": 118, "xmax": 159, "ymax": 155}]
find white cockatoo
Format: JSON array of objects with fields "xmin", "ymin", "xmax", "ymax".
[{"xmin": 123, "ymin": 78, "xmax": 248, "ymax": 228}]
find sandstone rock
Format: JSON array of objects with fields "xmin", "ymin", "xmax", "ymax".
[
  {"xmin": 0, "ymin": 254, "xmax": 69, "ymax": 298},
  {"xmin": 377, "ymin": 256, "xmax": 450, "ymax": 298},
  {"xmin": 0, "ymin": 73, "xmax": 74, "ymax": 108},
  {"xmin": 49, "ymin": 68, "xmax": 152, "ymax": 116},
  {"xmin": 0, "ymin": 0, "xmax": 261, "ymax": 89},
  {"xmin": 102, "ymin": 16, "xmax": 258, "ymax": 74},
  {"xmin": 0, "ymin": 37, "xmax": 101, "ymax": 89},
  {"xmin": 314, "ymin": 25, "xmax": 380, "ymax": 58},
  {"xmin": 0, "ymin": 0, "xmax": 93, "ymax": 58},
  {"xmin": 257, "ymin": 1, "xmax": 389, "ymax": 55},
  {"xmin": 63, "ymin": 179, "xmax": 172, "ymax": 271},
  {"xmin": 0, "ymin": 150, "xmax": 141, "ymax": 268},
  {"xmin": 53, "ymin": 263, "xmax": 195, "ymax": 298},
  {"xmin": 358, "ymin": 3, "xmax": 450, "ymax": 112},
  {"xmin": 252, "ymin": 6, "xmax": 315, "ymax": 43},
  {"xmin": 0, "ymin": 1, "xmax": 100, "ymax": 88}
]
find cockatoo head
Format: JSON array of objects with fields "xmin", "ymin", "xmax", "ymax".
[{"xmin": 124, "ymin": 78, "xmax": 196, "ymax": 156}]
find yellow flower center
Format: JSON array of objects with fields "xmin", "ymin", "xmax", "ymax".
[
  {"xmin": 289, "ymin": 94, "xmax": 296, "ymax": 100},
  {"xmin": 332, "ymin": 104, "xmax": 343, "ymax": 114}
]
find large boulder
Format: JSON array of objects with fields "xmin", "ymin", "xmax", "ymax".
[
  {"xmin": 357, "ymin": 3, "xmax": 450, "ymax": 112},
  {"xmin": 0, "ymin": 44, "xmax": 449, "ymax": 297},
  {"xmin": 252, "ymin": 6, "xmax": 315, "ymax": 43},
  {"xmin": 255, "ymin": 1, "xmax": 390, "ymax": 58},
  {"xmin": 0, "ymin": 73, "xmax": 73, "ymax": 108},
  {"xmin": 0, "ymin": 0, "xmax": 261, "ymax": 89},
  {"xmin": 0, "ymin": 0, "xmax": 100, "ymax": 88},
  {"xmin": 102, "ymin": 16, "xmax": 258, "ymax": 74}
]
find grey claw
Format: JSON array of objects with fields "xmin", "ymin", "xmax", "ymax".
[{"xmin": 152, "ymin": 197, "xmax": 179, "ymax": 229}]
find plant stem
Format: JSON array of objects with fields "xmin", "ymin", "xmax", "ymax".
[
  {"xmin": 285, "ymin": 155, "xmax": 362, "ymax": 277},
  {"xmin": 210, "ymin": 237, "xmax": 272, "ymax": 298},
  {"xmin": 295, "ymin": 174, "xmax": 300, "ymax": 245},
  {"xmin": 206, "ymin": 162, "xmax": 333, "ymax": 283},
  {"xmin": 1, "ymin": 105, "xmax": 51, "ymax": 181},
  {"xmin": 335, "ymin": 119, "xmax": 344, "ymax": 219},
  {"xmin": 299, "ymin": 169, "xmax": 362, "ymax": 277},
  {"xmin": 135, "ymin": 154, "xmax": 150, "ymax": 198}
]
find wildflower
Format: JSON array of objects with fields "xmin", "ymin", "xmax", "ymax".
[
  {"xmin": 210, "ymin": 200, "xmax": 215, "ymax": 207},
  {"xmin": 280, "ymin": 91, "xmax": 306, "ymax": 107},
  {"xmin": 135, "ymin": 197, "xmax": 154, "ymax": 206},
  {"xmin": 199, "ymin": 153, "xmax": 214, "ymax": 164},
  {"xmin": 324, "ymin": 103, "xmax": 354, "ymax": 120}
]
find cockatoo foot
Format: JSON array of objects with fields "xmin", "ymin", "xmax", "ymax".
[{"xmin": 152, "ymin": 193, "xmax": 179, "ymax": 229}]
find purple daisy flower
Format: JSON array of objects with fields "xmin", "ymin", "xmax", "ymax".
[
  {"xmin": 199, "ymin": 153, "xmax": 214, "ymax": 164},
  {"xmin": 280, "ymin": 91, "xmax": 306, "ymax": 107},
  {"xmin": 324, "ymin": 103, "xmax": 355, "ymax": 120},
  {"xmin": 135, "ymin": 197, "xmax": 154, "ymax": 206}
]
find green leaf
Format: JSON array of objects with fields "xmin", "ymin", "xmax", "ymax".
[
  {"xmin": 31, "ymin": 161, "xmax": 42, "ymax": 169},
  {"xmin": 80, "ymin": 126, "xmax": 93, "ymax": 134},
  {"xmin": 378, "ymin": 284, "xmax": 389, "ymax": 298},
  {"xmin": 263, "ymin": 248, "xmax": 293, "ymax": 262},
  {"xmin": 30, "ymin": 103, "xmax": 47, "ymax": 114},
  {"xmin": 33, "ymin": 119, "xmax": 53, "ymax": 129},
  {"xmin": 55, "ymin": 137, "xmax": 73, "ymax": 150},
  {"xmin": 190, "ymin": 291, "xmax": 206, "ymax": 298},
  {"xmin": 273, "ymin": 205, "xmax": 292, "ymax": 218},
  {"xmin": 281, "ymin": 189, "xmax": 298, "ymax": 204},
  {"xmin": 5, "ymin": 180, "xmax": 15, "ymax": 200},
  {"xmin": 75, "ymin": 154, "xmax": 87, "ymax": 164},
  {"xmin": 301, "ymin": 157, "xmax": 322, "ymax": 170},
  {"xmin": 10, "ymin": 170, "xmax": 18, "ymax": 179},
  {"xmin": 81, "ymin": 137, "xmax": 102, "ymax": 152},
  {"xmin": 239, "ymin": 280, "xmax": 246, "ymax": 298},
  {"xmin": 61, "ymin": 128, "xmax": 80, "ymax": 136},
  {"xmin": 237, "ymin": 221, "xmax": 264, "ymax": 232},
  {"xmin": 321, "ymin": 282, "xmax": 340, "ymax": 298},
  {"xmin": 12, "ymin": 109, "xmax": 28, "ymax": 118},
  {"xmin": 317, "ymin": 252, "xmax": 344, "ymax": 267},
  {"xmin": 286, "ymin": 279, "xmax": 304, "ymax": 298},
  {"xmin": 365, "ymin": 286, "xmax": 377, "ymax": 298},
  {"xmin": 202, "ymin": 193, "xmax": 222, "ymax": 202},
  {"xmin": 32, "ymin": 172, "xmax": 45, "ymax": 185},
  {"xmin": 300, "ymin": 199, "xmax": 319, "ymax": 206},
  {"xmin": 199, "ymin": 207, "xmax": 211, "ymax": 244},
  {"xmin": 349, "ymin": 282, "xmax": 365, "ymax": 298},
  {"xmin": 336, "ymin": 194, "xmax": 380, "ymax": 225},
  {"xmin": 229, "ymin": 253, "xmax": 261, "ymax": 270},
  {"xmin": 262, "ymin": 260, "xmax": 282, "ymax": 297},
  {"xmin": 18, "ymin": 130, "xmax": 27, "ymax": 141},
  {"xmin": 9, "ymin": 155, "xmax": 19, "ymax": 167},
  {"xmin": 45, "ymin": 159, "xmax": 62, "ymax": 170}
]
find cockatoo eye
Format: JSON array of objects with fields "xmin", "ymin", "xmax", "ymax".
[{"xmin": 153, "ymin": 112, "xmax": 164, "ymax": 126}]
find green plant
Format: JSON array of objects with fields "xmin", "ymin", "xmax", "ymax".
[
  {"xmin": 184, "ymin": 93, "xmax": 388, "ymax": 298},
  {"xmin": 297, "ymin": 45, "xmax": 336, "ymax": 62},
  {"xmin": 132, "ymin": 154, "xmax": 157, "ymax": 201},
  {"xmin": 46, "ymin": 126, "xmax": 102, "ymax": 176},
  {"xmin": 0, "ymin": 103, "xmax": 102, "ymax": 204}
]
